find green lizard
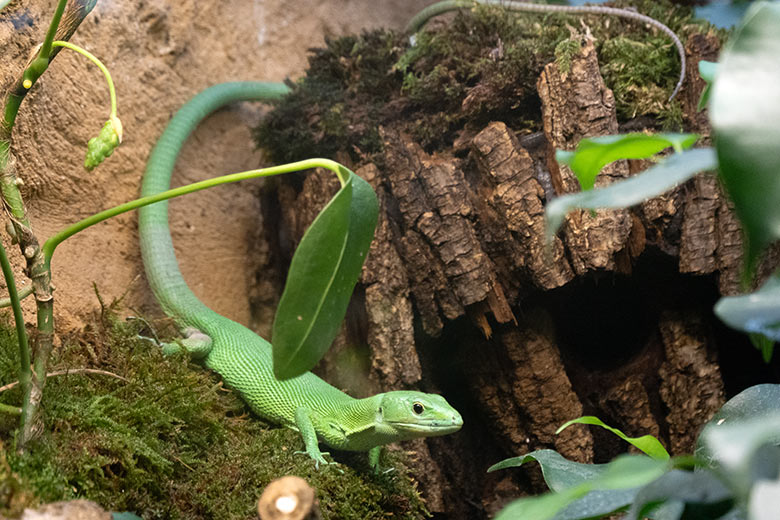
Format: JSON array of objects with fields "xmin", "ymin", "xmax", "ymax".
[
  {"xmin": 138, "ymin": 82, "xmax": 463, "ymax": 471},
  {"xmin": 137, "ymin": 3, "xmax": 683, "ymax": 471}
]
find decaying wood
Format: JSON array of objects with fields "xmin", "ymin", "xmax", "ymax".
[
  {"xmin": 262, "ymin": 30, "xmax": 744, "ymax": 517},
  {"xmin": 360, "ymin": 163, "xmax": 422, "ymax": 387},
  {"xmin": 538, "ymin": 37, "xmax": 634, "ymax": 274},
  {"xmin": 659, "ymin": 312, "xmax": 725, "ymax": 455}
]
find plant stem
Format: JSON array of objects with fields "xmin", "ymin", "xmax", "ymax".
[
  {"xmin": 0, "ymin": 285, "xmax": 34, "ymax": 308},
  {"xmin": 0, "ymin": 240, "xmax": 30, "ymax": 423},
  {"xmin": 52, "ymin": 40, "xmax": 117, "ymax": 118},
  {"xmin": 0, "ymin": 0, "xmax": 98, "ymax": 452},
  {"xmin": 0, "ymin": 403, "xmax": 21, "ymax": 415},
  {"xmin": 43, "ymin": 158, "xmax": 353, "ymax": 264}
]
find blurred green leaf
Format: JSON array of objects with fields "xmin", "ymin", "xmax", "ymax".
[
  {"xmin": 697, "ymin": 60, "xmax": 717, "ymax": 112},
  {"xmin": 491, "ymin": 451, "xmax": 669, "ymax": 520},
  {"xmin": 557, "ymin": 416, "xmax": 670, "ymax": 460},
  {"xmin": 555, "ymin": 133, "xmax": 698, "ymax": 191},
  {"xmin": 495, "ymin": 487, "xmax": 588, "ymax": 520},
  {"xmin": 710, "ymin": 2, "xmax": 780, "ymax": 275},
  {"xmin": 546, "ymin": 148, "xmax": 717, "ymax": 241},
  {"xmin": 272, "ymin": 170, "xmax": 378, "ymax": 379},
  {"xmin": 696, "ymin": 385, "xmax": 780, "ymax": 500},
  {"xmin": 714, "ymin": 272, "xmax": 780, "ymax": 346},
  {"xmin": 112, "ymin": 514, "xmax": 143, "ymax": 520},
  {"xmin": 626, "ymin": 470, "xmax": 733, "ymax": 520},
  {"xmin": 749, "ymin": 477, "xmax": 780, "ymax": 520}
]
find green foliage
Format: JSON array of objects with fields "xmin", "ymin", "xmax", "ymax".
[
  {"xmin": 697, "ymin": 60, "xmax": 717, "ymax": 111},
  {"xmin": 0, "ymin": 317, "xmax": 426, "ymax": 519},
  {"xmin": 556, "ymin": 416, "xmax": 669, "ymax": 460},
  {"xmin": 554, "ymin": 38, "xmax": 581, "ymax": 75},
  {"xmin": 709, "ymin": 2, "xmax": 780, "ymax": 276},
  {"xmin": 257, "ymin": 0, "xmax": 709, "ymax": 160},
  {"xmin": 502, "ymin": 5, "xmax": 780, "ymax": 518},
  {"xmin": 490, "ymin": 451, "xmax": 670, "ymax": 520},
  {"xmin": 272, "ymin": 170, "xmax": 378, "ymax": 379},
  {"xmin": 544, "ymin": 2, "xmax": 780, "ymax": 358},
  {"xmin": 492, "ymin": 385, "xmax": 780, "ymax": 519},
  {"xmin": 545, "ymin": 148, "xmax": 716, "ymax": 242},
  {"xmin": 555, "ymin": 132, "xmax": 698, "ymax": 191}
]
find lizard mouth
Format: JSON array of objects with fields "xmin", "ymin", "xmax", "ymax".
[{"xmin": 388, "ymin": 415, "xmax": 463, "ymax": 434}]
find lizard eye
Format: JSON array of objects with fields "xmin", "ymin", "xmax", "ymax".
[{"xmin": 413, "ymin": 402, "xmax": 425, "ymax": 415}]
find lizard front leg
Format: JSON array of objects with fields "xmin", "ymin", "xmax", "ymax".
[{"xmin": 294, "ymin": 407, "xmax": 336, "ymax": 470}]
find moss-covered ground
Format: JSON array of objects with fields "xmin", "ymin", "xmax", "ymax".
[
  {"xmin": 255, "ymin": 0, "xmax": 725, "ymax": 164},
  {"xmin": 0, "ymin": 310, "xmax": 427, "ymax": 519}
]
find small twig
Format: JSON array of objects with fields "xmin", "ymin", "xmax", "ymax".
[{"xmin": 0, "ymin": 368, "xmax": 128, "ymax": 393}]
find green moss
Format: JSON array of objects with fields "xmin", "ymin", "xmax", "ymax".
[
  {"xmin": 0, "ymin": 316, "xmax": 427, "ymax": 519},
  {"xmin": 554, "ymin": 38, "xmax": 582, "ymax": 75},
  {"xmin": 256, "ymin": 0, "xmax": 719, "ymax": 161},
  {"xmin": 255, "ymin": 30, "xmax": 407, "ymax": 165}
]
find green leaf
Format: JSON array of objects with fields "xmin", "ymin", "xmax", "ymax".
[
  {"xmin": 555, "ymin": 133, "xmax": 698, "ymax": 191},
  {"xmin": 112, "ymin": 514, "xmax": 143, "ymax": 520},
  {"xmin": 272, "ymin": 170, "xmax": 378, "ymax": 379},
  {"xmin": 750, "ymin": 477, "xmax": 780, "ymax": 520},
  {"xmin": 750, "ymin": 333, "xmax": 776, "ymax": 363},
  {"xmin": 488, "ymin": 450, "xmax": 604, "ymax": 492},
  {"xmin": 626, "ymin": 470, "xmax": 733, "ymax": 520},
  {"xmin": 714, "ymin": 272, "xmax": 780, "ymax": 346},
  {"xmin": 494, "ymin": 487, "xmax": 588, "ymax": 520},
  {"xmin": 546, "ymin": 148, "xmax": 717, "ymax": 240},
  {"xmin": 696, "ymin": 385, "xmax": 780, "ymax": 499},
  {"xmin": 697, "ymin": 60, "xmax": 717, "ymax": 112},
  {"xmin": 596, "ymin": 455, "xmax": 669, "ymax": 490},
  {"xmin": 557, "ymin": 416, "xmax": 670, "ymax": 460},
  {"xmin": 84, "ymin": 116, "xmax": 122, "ymax": 171},
  {"xmin": 491, "ymin": 452, "xmax": 669, "ymax": 520},
  {"xmin": 710, "ymin": 2, "xmax": 780, "ymax": 275}
]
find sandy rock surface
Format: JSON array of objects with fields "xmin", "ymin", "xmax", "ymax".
[{"xmin": 0, "ymin": 0, "xmax": 428, "ymax": 331}]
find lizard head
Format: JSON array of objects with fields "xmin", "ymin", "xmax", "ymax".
[{"xmin": 375, "ymin": 391, "xmax": 463, "ymax": 439}]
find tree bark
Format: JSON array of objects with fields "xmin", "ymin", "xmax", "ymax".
[{"xmin": 257, "ymin": 27, "xmax": 760, "ymax": 518}]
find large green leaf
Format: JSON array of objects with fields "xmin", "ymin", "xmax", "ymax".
[
  {"xmin": 714, "ymin": 272, "xmax": 780, "ymax": 348},
  {"xmin": 546, "ymin": 148, "xmax": 718, "ymax": 241},
  {"xmin": 626, "ymin": 470, "xmax": 733, "ymax": 520},
  {"xmin": 272, "ymin": 170, "xmax": 378, "ymax": 379},
  {"xmin": 555, "ymin": 133, "xmax": 698, "ymax": 191},
  {"xmin": 557, "ymin": 416, "xmax": 670, "ymax": 460},
  {"xmin": 696, "ymin": 385, "xmax": 780, "ymax": 500},
  {"xmin": 488, "ymin": 450, "xmax": 604, "ymax": 492},
  {"xmin": 710, "ymin": 2, "xmax": 780, "ymax": 274},
  {"xmin": 495, "ymin": 487, "xmax": 588, "ymax": 520},
  {"xmin": 490, "ymin": 451, "xmax": 669, "ymax": 520}
]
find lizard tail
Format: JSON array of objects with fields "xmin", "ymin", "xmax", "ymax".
[{"xmin": 139, "ymin": 82, "xmax": 290, "ymax": 330}]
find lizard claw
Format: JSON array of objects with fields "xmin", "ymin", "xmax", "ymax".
[{"xmin": 294, "ymin": 450, "xmax": 343, "ymax": 472}]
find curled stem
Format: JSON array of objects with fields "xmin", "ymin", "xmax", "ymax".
[
  {"xmin": 52, "ymin": 40, "xmax": 117, "ymax": 118},
  {"xmin": 43, "ymin": 158, "xmax": 351, "ymax": 266}
]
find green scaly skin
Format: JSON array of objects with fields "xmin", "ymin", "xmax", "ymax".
[{"xmin": 138, "ymin": 82, "xmax": 463, "ymax": 470}]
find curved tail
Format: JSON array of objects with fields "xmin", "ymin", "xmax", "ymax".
[{"xmin": 139, "ymin": 82, "xmax": 290, "ymax": 329}]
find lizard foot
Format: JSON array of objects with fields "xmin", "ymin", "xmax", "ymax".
[{"xmin": 293, "ymin": 450, "xmax": 343, "ymax": 473}]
